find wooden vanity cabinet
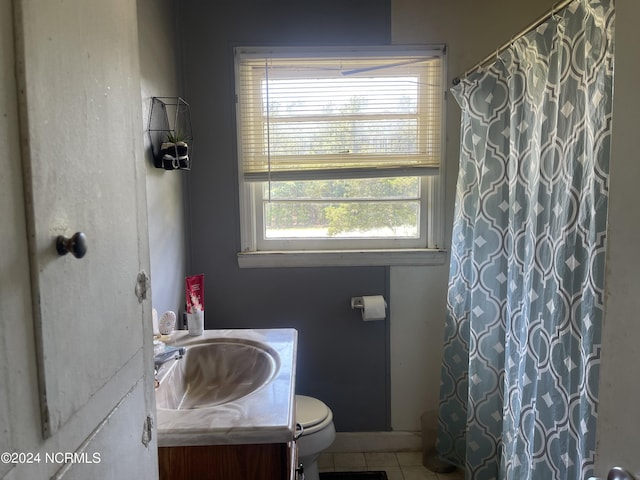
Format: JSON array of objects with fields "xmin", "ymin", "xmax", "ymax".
[{"xmin": 158, "ymin": 441, "xmax": 298, "ymax": 480}]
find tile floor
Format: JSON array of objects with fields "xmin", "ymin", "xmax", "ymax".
[{"xmin": 318, "ymin": 451, "xmax": 464, "ymax": 480}]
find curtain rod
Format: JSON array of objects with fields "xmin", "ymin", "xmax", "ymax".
[{"xmin": 452, "ymin": 0, "xmax": 574, "ymax": 85}]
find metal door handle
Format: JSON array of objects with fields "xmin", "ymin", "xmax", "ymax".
[
  {"xmin": 56, "ymin": 232, "xmax": 87, "ymax": 259},
  {"xmin": 609, "ymin": 467, "xmax": 637, "ymax": 480}
]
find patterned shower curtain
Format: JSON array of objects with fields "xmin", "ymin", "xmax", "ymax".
[{"xmin": 437, "ymin": 1, "xmax": 615, "ymax": 479}]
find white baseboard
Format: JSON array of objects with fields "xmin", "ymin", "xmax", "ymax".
[{"xmin": 327, "ymin": 431, "xmax": 422, "ymax": 453}]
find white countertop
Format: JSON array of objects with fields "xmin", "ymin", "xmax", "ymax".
[{"xmin": 155, "ymin": 328, "xmax": 298, "ymax": 447}]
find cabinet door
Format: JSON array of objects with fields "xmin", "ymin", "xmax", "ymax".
[
  {"xmin": 14, "ymin": 0, "xmax": 157, "ymax": 477},
  {"xmin": 159, "ymin": 443, "xmax": 290, "ymax": 480}
]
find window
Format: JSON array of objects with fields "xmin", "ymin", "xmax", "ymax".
[{"xmin": 234, "ymin": 46, "xmax": 446, "ymax": 266}]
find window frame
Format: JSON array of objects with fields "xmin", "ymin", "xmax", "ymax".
[
  {"xmin": 234, "ymin": 45, "xmax": 447, "ymax": 267},
  {"xmin": 251, "ymin": 176, "xmax": 430, "ymax": 251}
]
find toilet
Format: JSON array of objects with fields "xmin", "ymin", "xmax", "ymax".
[{"xmin": 295, "ymin": 395, "xmax": 336, "ymax": 480}]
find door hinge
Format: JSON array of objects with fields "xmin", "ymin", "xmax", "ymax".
[
  {"xmin": 135, "ymin": 271, "xmax": 150, "ymax": 303},
  {"xmin": 141, "ymin": 414, "xmax": 153, "ymax": 447}
]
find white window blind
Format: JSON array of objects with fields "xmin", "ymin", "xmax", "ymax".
[{"xmin": 235, "ymin": 46, "xmax": 444, "ymax": 182}]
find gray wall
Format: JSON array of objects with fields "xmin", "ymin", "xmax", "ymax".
[
  {"xmin": 595, "ymin": 0, "xmax": 640, "ymax": 474},
  {"xmin": 138, "ymin": 0, "xmax": 188, "ymax": 317},
  {"xmin": 180, "ymin": 0, "xmax": 392, "ymax": 431}
]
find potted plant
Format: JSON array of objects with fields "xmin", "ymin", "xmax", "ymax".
[{"xmin": 160, "ymin": 131, "xmax": 190, "ymax": 170}]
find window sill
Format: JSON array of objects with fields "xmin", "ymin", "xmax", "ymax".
[{"xmin": 237, "ymin": 248, "xmax": 448, "ymax": 268}]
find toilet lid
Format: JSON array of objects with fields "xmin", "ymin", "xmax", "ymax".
[{"xmin": 296, "ymin": 395, "xmax": 330, "ymax": 428}]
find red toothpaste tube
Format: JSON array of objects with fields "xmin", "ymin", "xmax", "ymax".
[{"xmin": 185, "ymin": 274, "xmax": 204, "ymax": 314}]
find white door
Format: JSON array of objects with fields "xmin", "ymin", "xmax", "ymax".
[{"xmin": 12, "ymin": 0, "xmax": 157, "ymax": 478}]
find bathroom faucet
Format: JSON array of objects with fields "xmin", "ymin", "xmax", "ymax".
[{"xmin": 154, "ymin": 346, "xmax": 186, "ymax": 370}]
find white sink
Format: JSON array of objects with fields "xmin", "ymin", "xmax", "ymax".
[
  {"xmin": 155, "ymin": 338, "xmax": 279, "ymax": 409},
  {"xmin": 155, "ymin": 328, "xmax": 297, "ymax": 447}
]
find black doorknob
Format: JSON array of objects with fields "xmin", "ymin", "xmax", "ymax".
[{"xmin": 56, "ymin": 232, "xmax": 88, "ymax": 259}]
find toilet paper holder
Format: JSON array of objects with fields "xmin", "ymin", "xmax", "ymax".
[
  {"xmin": 351, "ymin": 297, "xmax": 365, "ymax": 309},
  {"xmin": 351, "ymin": 295, "xmax": 387, "ymax": 321},
  {"xmin": 350, "ymin": 296, "xmax": 387, "ymax": 309}
]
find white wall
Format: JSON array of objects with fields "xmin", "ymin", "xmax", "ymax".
[
  {"xmin": 390, "ymin": 266, "xmax": 448, "ymax": 437},
  {"xmin": 389, "ymin": 0, "xmax": 556, "ymax": 433}
]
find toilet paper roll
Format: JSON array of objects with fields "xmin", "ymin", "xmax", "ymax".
[{"xmin": 361, "ymin": 295, "xmax": 387, "ymax": 321}]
